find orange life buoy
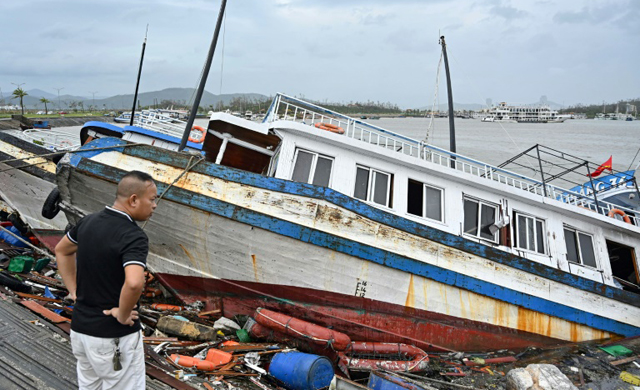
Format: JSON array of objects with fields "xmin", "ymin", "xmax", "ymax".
[
  {"xmin": 170, "ymin": 354, "xmax": 217, "ymax": 371},
  {"xmin": 254, "ymin": 308, "xmax": 352, "ymax": 350},
  {"xmin": 150, "ymin": 303, "xmax": 184, "ymax": 311},
  {"xmin": 314, "ymin": 122, "xmax": 345, "ymax": 135},
  {"xmin": 143, "ymin": 287, "xmax": 163, "ymax": 298},
  {"xmin": 337, "ymin": 342, "xmax": 429, "ymax": 372},
  {"xmin": 608, "ymin": 208, "xmax": 632, "ymax": 224},
  {"xmin": 188, "ymin": 126, "xmax": 206, "ymax": 143}
]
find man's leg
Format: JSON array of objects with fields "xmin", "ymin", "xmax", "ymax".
[{"xmin": 70, "ymin": 330, "xmax": 103, "ymax": 390}]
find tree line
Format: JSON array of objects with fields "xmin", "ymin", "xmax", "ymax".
[{"xmin": 559, "ymin": 98, "xmax": 639, "ymax": 117}]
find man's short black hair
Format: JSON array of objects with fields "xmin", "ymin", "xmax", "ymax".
[
  {"xmin": 116, "ymin": 171, "xmax": 155, "ymax": 199},
  {"xmin": 122, "ymin": 170, "xmax": 154, "ymax": 183}
]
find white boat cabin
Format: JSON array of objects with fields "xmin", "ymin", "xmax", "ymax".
[{"xmin": 200, "ymin": 94, "xmax": 640, "ymax": 292}]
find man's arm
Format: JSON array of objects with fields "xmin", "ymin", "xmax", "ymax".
[
  {"xmin": 104, "ymin": 264, "xmax": 145, "ymax": 325},
  {"xmin": 55, "ymin": 236, "xmax": 78, "ymax": 300}
]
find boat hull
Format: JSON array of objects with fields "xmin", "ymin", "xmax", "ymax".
[{"xmin": 56, "ymin": 138, "xmax": 640, "ymax": 352}]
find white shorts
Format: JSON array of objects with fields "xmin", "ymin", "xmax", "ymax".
[{"xmin": 70, "ymin": 329, "xmax": 145, "ymax": 390}]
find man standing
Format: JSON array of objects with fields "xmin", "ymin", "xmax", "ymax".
[{"xmin": 56, "ymin": 170, "xmax": 158, "ymax": 389}]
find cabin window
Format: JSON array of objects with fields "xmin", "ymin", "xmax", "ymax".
[
  {"xmin": 463, "ymin": 197, "xmax": 498, "ymax": 242},
  {"xmin": 291, "ymin": 149, "xmax": 334, "ymax": 187},
  {"xmin": 514, "ymin": 212, "xmax": 546, "ymax": 254},
  {"xmin": 564, "ymin": 227, "xmax": 597, "ymax": 268},
  {"xmin": 354, "ymin": 165, "xmax": 393, "ymax": 207},
  {"xmin": 407, "ymin": 179, "xmax": 443, "ymax": 222}
]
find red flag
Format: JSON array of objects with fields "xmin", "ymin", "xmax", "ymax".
[{"xmin": 588, "ymin": 156, "xmax": 612, "ymax": 178}]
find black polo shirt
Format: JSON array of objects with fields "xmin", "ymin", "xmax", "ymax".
[{"xmin": 67, "ymin": 206, "xmax": 148, "ymax": 338}]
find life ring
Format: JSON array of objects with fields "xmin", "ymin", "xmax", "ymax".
[
  {"xmin": 254, "ymin": 307, "xmax": 351, "ymax": 350},
  {"xmin": 170, "ymin": 354, "xmax": 217, "ymax": 371},
  {"xmin": 41, "ymin": 187, "xmax": 61, "ymax": 219},
  {"xmin": 337, "ymin": 342, "xmax": 429, "ymax": 372},
  {"xmin": 150, "ymin": 303, "xmax": 185, "ymax": 312},
  {"xmin": 143, "ymin": 286, "xmax": 163, "ymax": 298},
  {"xmin": 314, "ymin": 122, "xmax": 345, "ymax": 135},
  {"xmin": 188, "ymin": 126, "xmax": 206, "ymax": 143},
  {"xmin": 608, "ymin": 208, "xmax": 632, "ymax": 224}
]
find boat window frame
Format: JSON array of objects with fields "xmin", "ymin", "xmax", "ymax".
[
  {"xmin": 513, "ymin": 211, "xmax": 547, "ymax": 255},
  {"xmin": 462, "ymin": 196, "xmax": 499, "ymax": 244},
  {"xmin": 267, "ymin": 143, "xmax": 282, "ymax": 177},
  {"xmin": 563, "ymin": 225, "xmax": 598, "ymax": 269},
  {"xmin": 407, "ymin": 178, "xmax": 444, "ymax": 223},
  {"xmin": 354, "ymin": 164, "xmax": 393, "ymax": 208},
  {"xmin": 290, "ymin": 148, "xmax": 335, "ymax": 187}
]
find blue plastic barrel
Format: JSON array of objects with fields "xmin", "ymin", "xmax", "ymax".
[{"xmin": 268, "ymin": 352, "xmax": 334, "ymax": 390}]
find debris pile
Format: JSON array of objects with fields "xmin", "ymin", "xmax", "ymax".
[{"xmin": 2, "ymin": 212, "xmax": 640, "ymax": 390}]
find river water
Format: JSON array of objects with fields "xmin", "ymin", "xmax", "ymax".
[{"xmin": 376, "ymin": 117, "xmax": 640, "ymax": 174}]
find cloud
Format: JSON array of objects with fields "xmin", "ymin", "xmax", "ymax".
[{"xmin": 489, "ymin": 5, "xmax": 529, "ymax": 20}]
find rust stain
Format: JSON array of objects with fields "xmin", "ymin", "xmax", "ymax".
[
  {"xmin": 517, "ymin": 307, "xmax": 551, "ymax": 337},
  {"xmin": 493, "ymin": 300, "xmax": 509, "ymax": 327},
  {"xmin": 570, "ymin": 322, "xmax": 579, "ymax": 342},
  {"xmin": 251, "ymin": 254, "xmax": 259, "ymax": 282},
  {"xmin": 405, "ymin": 275, "xmax": 415, "ymax": 308},
  {"xmin": 422, "ymin": 279, "xmax": 428, "ymax": 310},
  {"xmin": 178, "ymin": 244, "xmax": 198, "ymax": 269}
]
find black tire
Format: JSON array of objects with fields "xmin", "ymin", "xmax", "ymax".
[{"xmin": 42, "ymin": 187, "xmax": 61, "ymax": 219}]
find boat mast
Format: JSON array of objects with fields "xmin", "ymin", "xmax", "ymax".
[
  {"xmin": 130, "ymin": 25, "xmax": 149, "ymax": 127},
  {"xmin": 179, "ymin": 0, "xmax": 228, "ymax": 151},
  {"xmin": 439, "ymin": 36, "xmax": 456, "ymax": 166}
]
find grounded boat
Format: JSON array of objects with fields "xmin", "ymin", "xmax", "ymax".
[
  {"xmin": 480, "ymin": 102, "xmax": 565, "ymax": 123},
  {"xmin": 54, "ymin": 93, "xmax": 640, "ymax": 352}
]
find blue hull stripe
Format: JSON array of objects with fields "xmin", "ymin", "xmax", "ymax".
[
  {"xmin": 71, "ymin": 155, "xmax": 640, "ymax": 337},
  {"xmin": 100, "ymin": 139, "xmax": 640, "ymax": 307}
]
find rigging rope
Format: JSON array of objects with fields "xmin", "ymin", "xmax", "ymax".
[
  {"xmin": 141, "ymin": 153, "xmax": 204, "ymax": 230},
  {"xmin": 424, "ymin": 50, "xmax": 443, "ymax": 144}
]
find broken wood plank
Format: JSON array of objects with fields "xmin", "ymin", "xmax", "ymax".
[{"xmin": 611, "ymin": 355, "xmax": 640, "ymax": 366}]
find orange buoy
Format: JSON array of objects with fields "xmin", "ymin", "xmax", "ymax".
[
  {"xmin": 150, "ymin": 303, "xmax": 184, "ymax": 312},
  {"xmin": 189, "ymin": 126, "xmax": 206, "ymax": 143},
  {"xmin": 337, "ymin": 342, "xmax": 429, "ymax": 372},
  {"xmin": 608, "ymin": 208, "xmax": 632, "ymax": 224},
  {"xmin": 204, "ymin": 348, "xmax": 233, "ymax": 366},
  {"xmin": 170, "ymin": 354, "xmax": 217, "ymax": 371},
  {"xmin": 314, "ymin": 122, "xmax": 345, "ymax": 134},
  {"xmin": 143, "ymin": 287, "xmax": 163, "ymax": 298},
  {"xmin": 254, "ymin": 307, "xmax": 351, "ymax": 350}
]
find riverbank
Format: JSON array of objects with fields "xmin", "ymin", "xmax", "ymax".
[{"xmin": 0, "ymin": 116, "xmax": 114, "ymax": 131}]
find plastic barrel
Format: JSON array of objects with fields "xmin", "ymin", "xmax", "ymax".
[{"xmin": 268, "ymin": 352, "xmax": 334, "ymax": 390}]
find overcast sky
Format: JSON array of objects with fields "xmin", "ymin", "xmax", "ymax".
[{"xmin": 1, "ymin": 0, "xmax": 638, "ymax": 108}]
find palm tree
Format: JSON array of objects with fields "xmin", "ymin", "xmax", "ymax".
[
  {"xmin": 40, "ymin": 97, "xmax": 51, "ymax": 114},
  {"xmin": 12, "ymin": 88, "xmax": 28, "ymax": 115}
]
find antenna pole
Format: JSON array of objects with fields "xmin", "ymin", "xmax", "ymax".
[
  {"xmin": 130, "ymin": 25, "xmax": 149, "ymax": 126},
  {"xmin": 440, "ymin": 36, "xmax": 456, "ymax": 167}
]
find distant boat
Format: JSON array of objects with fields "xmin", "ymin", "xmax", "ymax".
[{"xmin": 479, "ymin": 102, "xmax": 565, "ymax": 123}]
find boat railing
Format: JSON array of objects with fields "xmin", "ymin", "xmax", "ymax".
[
  {"xmin": 133, "ymin": 111, "xmax": 188, "ymax": 138},
  {"xmin": 20, "ymin": 129, "xmax": 79, "ymax": 151},
  {"xmin": 265, "ymin": 93, "xmax": 640, "ymax": 226}
]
